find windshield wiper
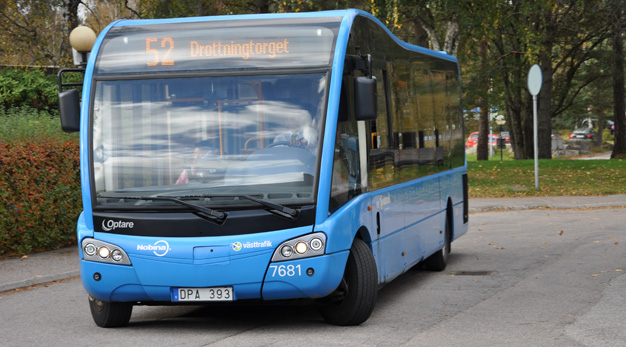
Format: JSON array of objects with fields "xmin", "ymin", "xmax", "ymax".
[
  {"xmin": 181, "ymin": 194, "xmax": 298, "ymax": 220},
  {"xmin": 239, "ymin": 194, "xmax": 299, "ymax": 220},
  {"xmin": 97, "ymin": 194, "xmax": 226, "ymax": 223}
]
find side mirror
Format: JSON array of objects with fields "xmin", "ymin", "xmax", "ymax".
[
  {"xmin": 59, "ymin": 89, "xmax": 81, "ymax": 133},
  {"xmin": 354, "ymin": 76, "xmax": 377, "ymax": 121}
]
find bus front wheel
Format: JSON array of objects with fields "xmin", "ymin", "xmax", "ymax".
[
  {"xmin": 319, "ymin": 238, "xmax": 378, "ymax": 326},
  {"xmin": 89, "ymin": 296, "xmax": 133, "ymax": 328}
]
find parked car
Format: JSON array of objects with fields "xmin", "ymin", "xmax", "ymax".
[
  {"xmin": 466, "ymin": 132, "xmax": 499, "ymax": 148},
  {"xmin": 569, "ymin": 128, "xmax": 596, "ymax": 140}
]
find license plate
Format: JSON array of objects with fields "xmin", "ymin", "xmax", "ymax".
[{"xmin": 172, "ymin": 287, "xmax": 233, "ymax": 302}]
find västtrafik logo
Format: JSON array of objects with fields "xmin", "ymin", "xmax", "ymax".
[{"xmin": 231, "ymin": 241, "xmax": 272, "ymax": 251}]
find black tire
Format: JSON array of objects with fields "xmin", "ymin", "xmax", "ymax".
[
  {"xmin": 423, "ymin": 217, "xmax": 451, "ymax": 272},
  {"xmin": 319, "ymin": 238, "xmax": 378, "ymax": 326},
  {"xmin": 89, "ymin": 296, "xmax": 133, "ymax": 328}
]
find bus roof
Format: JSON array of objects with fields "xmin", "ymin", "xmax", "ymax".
[{"xmin": 95, "ymin": 9, "xmax": 457, "ymax": 66}]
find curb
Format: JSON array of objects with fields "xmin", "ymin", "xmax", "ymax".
[{"xmin": 0, "ymin": 270, "xmax": 80, "ymax": 293}]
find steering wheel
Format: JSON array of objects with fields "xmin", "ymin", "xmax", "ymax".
[
  {"xmin": 268, "ymin": 141, "xmax": 308, "ymax": 148},
  {"xmin": 268, "ymin": 141, "xmax": 291, "ymax": 148}
]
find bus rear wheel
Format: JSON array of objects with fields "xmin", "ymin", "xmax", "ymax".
[
  {"xmin": 89, "ymin": 296, "xmax": 133, "ymax": 328},
  {"xmin": 319, "ymin": 238, "xmax": 377, "ymax": 326}
]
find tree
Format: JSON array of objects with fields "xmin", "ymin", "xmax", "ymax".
[
  {"xmin": 399, "ymin": 0, "xmax": 461, "ymax": 56},
  {"xmin": 609, "ymin": 1, "xmax": 626, "ymax": 159},
  {"xmin": 0, "ymin": 0, "xmax": 81, "ymax": 66}
]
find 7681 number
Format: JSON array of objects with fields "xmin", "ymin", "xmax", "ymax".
[{"xmin": 269, "ymin": 264, "xmax": 301, "ymax": 277}]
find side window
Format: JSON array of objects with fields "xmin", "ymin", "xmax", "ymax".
[
  {"xmin": 446, "ymin": 72, "xmax": 465, "ymax": 169},
  {"xmin": 330, "ymin": 81, "xmax": 361, "ymax": 212},
  {"xmin": 368, "ymin": 69, "xmax": 394, "ymax": 189}
]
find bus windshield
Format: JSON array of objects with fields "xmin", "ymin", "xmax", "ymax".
[{"xmin": 92, "ymin": 73, "xmax": 326, "ymax": 209}]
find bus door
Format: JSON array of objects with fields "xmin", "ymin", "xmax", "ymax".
[{"xmin": 366, "ymin": 66, "xmax": 408, "ymax": 282}]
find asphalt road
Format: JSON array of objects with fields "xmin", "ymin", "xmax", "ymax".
[{"xmin": 1, "ymin": 206, "xmax": 625, "ymax": 346}]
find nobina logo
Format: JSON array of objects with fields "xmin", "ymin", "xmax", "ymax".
[
  {"xmin": 101, "ymin": 219, "xmax": 134, "ymax": 232},
  {"xmin": 137, "ymin": 240, "xmax": 170, "ymax": 257},
  {"xmin": 232, "ymin": 241, "xmax": 272, "ymax": 251}
]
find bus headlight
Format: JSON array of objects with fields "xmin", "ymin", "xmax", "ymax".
[
  {"xmin": 295, "ymin": 242, "xmax": 308, "ymax": 254},
  {"xmin": 82, "ymin": 238, "xmax": 131, "ymax": 265},
  {"xmin": 271, "ymin": 233, "xmax": 326, "ymax": 262},
  {"xmin": 281, "ymin": 245, "xmax": 294, "ymax": 257},
  {"xmin": 97, "ymin": 246, "xmax": 110, "ymax": 259},
  {"xmin": 84, "ymin": 243, "xmax": 97, "ymax": 256}
]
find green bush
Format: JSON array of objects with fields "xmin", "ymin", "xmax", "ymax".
[
  {"xmin": 0, "ymin": 109, "xmax": 81, "ymax": 256},
  {"xmin": 0, "ymin": 67, "xmax": 58, "ymax": 111}
]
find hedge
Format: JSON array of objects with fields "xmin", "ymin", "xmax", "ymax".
[
  {"xmin": 0, "ymin": 67, "xmax": 59, "ymax": 112},
  {"xmin": 0, "ymin": 139, "xmax": 81, "ymax": 256}
]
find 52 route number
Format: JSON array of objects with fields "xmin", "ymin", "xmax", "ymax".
[{"xmin": 146, "ymin": 37, "xmax": 174, "ymax": 67}]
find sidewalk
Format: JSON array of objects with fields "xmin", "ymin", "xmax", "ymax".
[
  {"xmin": 1, "ymin": 195, "xmax": 625, "ymax": 293},
  {"xmin": 0, "ymin": 246, "xmax": 79, "ymax": 292},
  {"xmin": 469, "ymin": 194, "xmax": 626, "ymax": 212}
]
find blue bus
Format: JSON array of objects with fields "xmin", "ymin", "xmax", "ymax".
[{"xmin": 58, "ymin": 9, "xmax": 468, "ymax": 327}]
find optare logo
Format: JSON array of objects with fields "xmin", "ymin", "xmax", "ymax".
[
  {"xmin": 137, "ymin": 240, "xmax": 170, "ymax": 257},
  {"xmin": 101, "ymin": 219, "xmax": 134, "ymax": 232},
  {"xmin": 231, "ymin": 242, "xmax": 243, "ymax": 251}
]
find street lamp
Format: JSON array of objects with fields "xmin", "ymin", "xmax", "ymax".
[{"xmin": 69, "ymin": 26, "xmax": 97, "ymax": 66}]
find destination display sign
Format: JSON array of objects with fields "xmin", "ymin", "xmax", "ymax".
[{"xmin": 95, "ymin": 19, "xmax": 340, "ymax": 74}]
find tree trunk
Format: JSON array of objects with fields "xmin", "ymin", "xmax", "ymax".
[
  {"xmin": 256, "ymin": 0, "xmax": 270, "ymax": 13},
  {"xmin": 611, "ymin": 7, "xmax": 626, "ymax": 159},
  {"xmin": 523, "ymin": 94, "xmax": 535, "ymax": 159},
  {"xmin": 61, "ymin": 0, "xmax": 82, "ymax": 65},
  {"xmin": 477, "ymin": 40, "xmax": 490, "ymax": 161},
  {"xmin": 538, "ymin": 12, "xmax": 554, "ymax": 160}
]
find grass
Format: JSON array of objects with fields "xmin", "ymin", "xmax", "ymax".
[{"xmin": 468, "ymin": 158, "xmax": 626, "ymax": 198}]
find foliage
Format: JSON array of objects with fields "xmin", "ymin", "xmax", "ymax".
[
  {"xmin": 468, "ymin": 159, "xmax": 626, "ymax": 198},
  {"xmin": 0, "ymin": 139, "xmax": 81, "ymax": 257},
  {"xmin": 0, "ymin": 108, "xmax": 80, "ymax": 256},
  {"xmin": 0, "ymin": 0, "xmax": 80, "ymax": 67},
  {"xmin": 0, "ymin": 68, "xmax": 59, "ymax": 111}
]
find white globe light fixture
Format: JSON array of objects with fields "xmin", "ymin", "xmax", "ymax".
[{"xmin": 69, "ymin": 26, "xmax": 97, "ymax": 66}]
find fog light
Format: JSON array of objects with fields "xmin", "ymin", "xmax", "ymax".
[
  {"xmin": 93, "ymin": 272, "xmax": 101, "ymax": 281},
  {"xmin": 295, "ymin": 242, "xmax": 308, "ymax": 254},
  {"xmin": 306, "ymin": 268, "xmax": 315, "ymax": 276},
  {"xmin": 281, "ymin": 245, "xmax": 293, "ymax": 257},
  {"xmin": 310, "ymin": 238, "xmax": 323, "ymax": 251},
  {"xmin": 97, "ymin": 247, "xmax": 110, "ymax": 259},
  {"xmin": 111, "ymin": 249, "xmax": 123, "ymax": 262},
  {"xmin": 84, "ymin": 243, "xmax": 97, "ymax": 256}
]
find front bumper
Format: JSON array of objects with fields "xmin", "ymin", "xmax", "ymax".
[{"xmin": 80, "ymin": 238, "xmax": 348, "ymax": 303}]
